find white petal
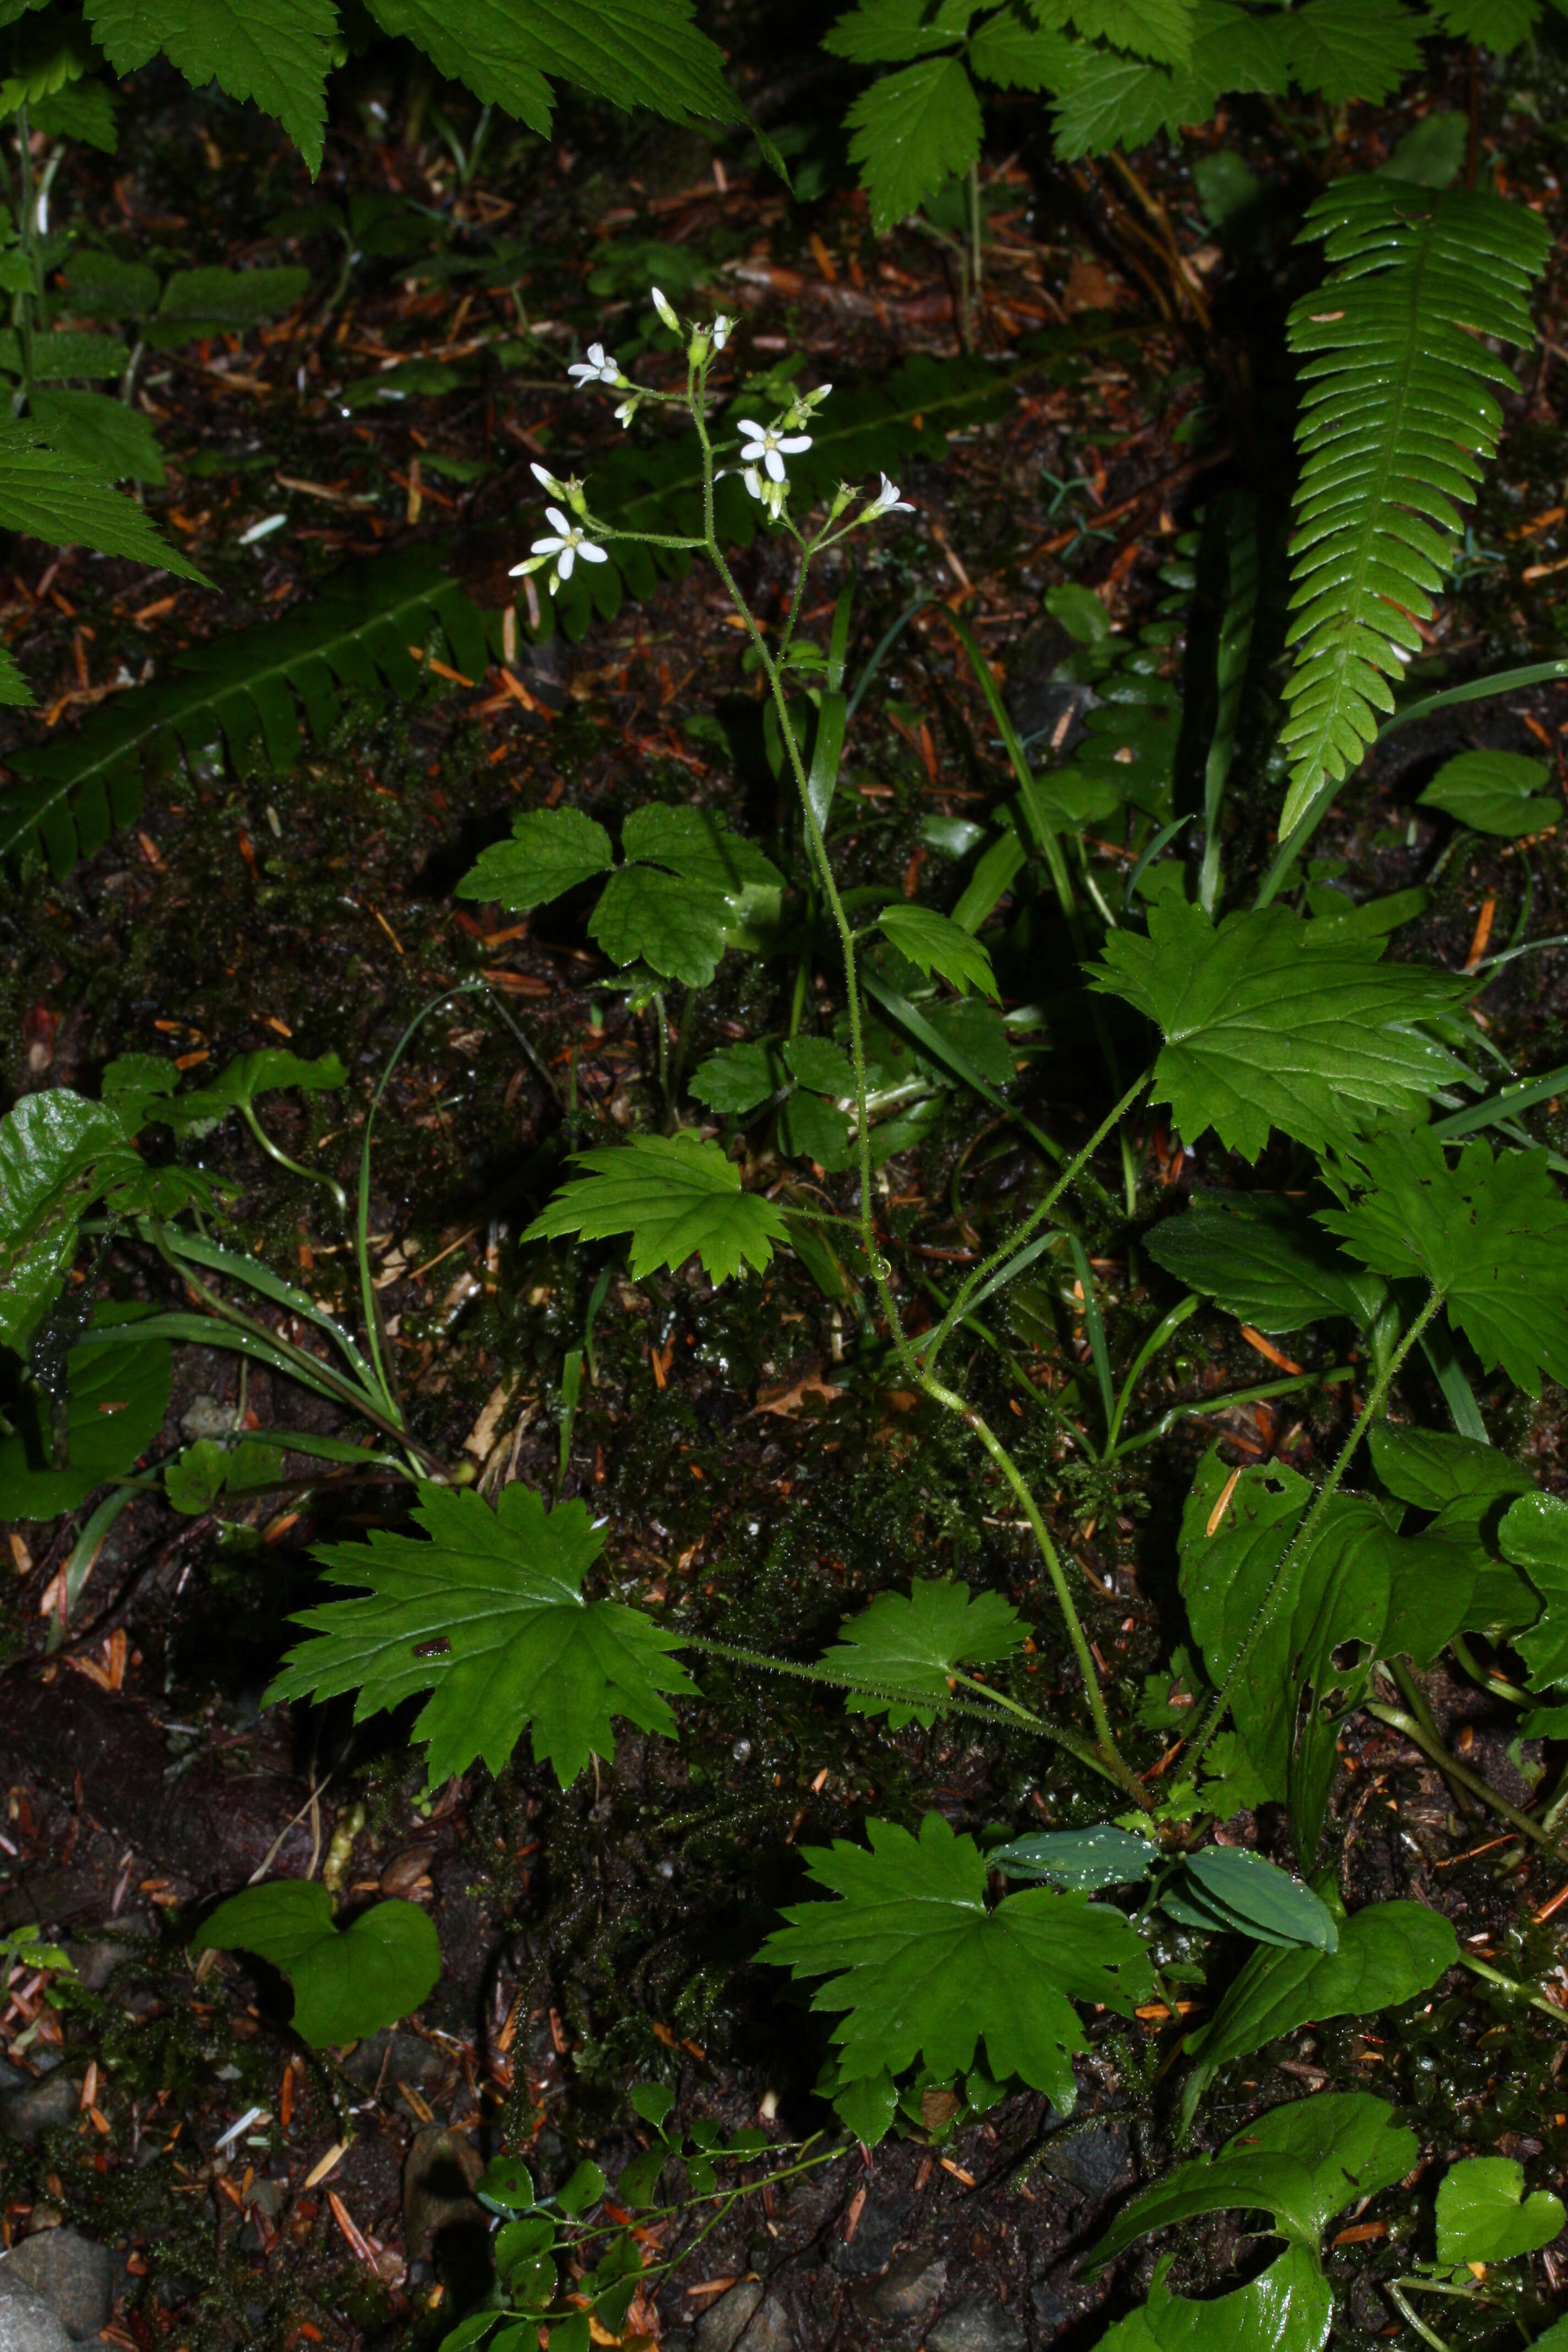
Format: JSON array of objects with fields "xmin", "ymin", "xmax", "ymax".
[
  {"xmin": 764, "ymin": 449, "xmax": 786, "ymax": 482},
  {"xmin": 587, "ymin": 343, "xmax": 605, "ymax": 365},
  {"xmin": 736, "ymin": 420, "xmax": 765, "ymax": 442},
  {"xmin": 545, "ymin": 506, "xmax": 571, "ymax": 535},
  {"xmin": 530, "ymin": 461, "xmax": 561, "ymax": 491},
  {"xmin": 558, "ymin": 545, "xmax": 576, "ymax": 580},
  {"xmin": 743, "ymin": 467, "xmax": 763, "ymax": 500},
  {"xmin": 567, "ymin": 362, "xmax": 594, "ymax": 384},
  {"xmin": 579, "ymin": 540, "xmax": 608, "ymax": 563},
  {"xmin": 531, "ymin": 535, "xmax": 564, "ymax": 555},
  {"xmin": 779, "ymin": 434, "xmax": 812, "ymax": 454}
]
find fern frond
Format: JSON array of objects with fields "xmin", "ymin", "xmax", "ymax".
[
  {"xmin": 0, "ymin": 547, "xmax": 496, "ymax": 879},
  {"xmin": 1279, "ymin": 178, "xmax": 1550, "ymax": 839}
]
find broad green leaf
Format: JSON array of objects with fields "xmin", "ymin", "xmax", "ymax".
[
  {"xmin": 1059, "ymin": 0, "xmax": 1193, "ymax": 63},
  {"xmin": 85, "ymin": 0, "xmax": 335, "ymax": 172},
  {"xmin": 1091, "ymin": 899, "xmax": 1464, "ymax": 1160},
  {"xmin": 29, "ymin": 389, "xmax": 166, "ymax": 485},
  {"xmin": 0, "ymin": 424, "xmax": 206, "ymax": 580},
  {"xmin": 0, "ymin": 1326, "xmax": 170, "ymax": 1518},
  {"xmin": 784, "ymin": 1036, "xmax": 854, "ymax": 1096},
  {"xmin": 967, "ymin": 9, "xmax": 1075, "ymax": 88},
  {"xmin": 1281, "ymin": 0, "xmax": 1422, "ymax": 105},
  {"xmin": 1093, "ymin": 2091, "xmax": 1415, "ymax": 2262},
  {"xmin": 825, "ymin": 1578, "xmax": 1026, "ymax": 1727},
  {"xmin": 761, "ymin": 1812, "xmax": 1154, "ymax": 2117},
  {"xmin": 877, "ymin": 904, "xmax": 998, "ymax": 998},
  {"xmin": 1382, "ymin": 110, "xmax": 1469, "ymax": 188},
  {"xmin": 1183, "ymin": 1894, "xmax": 1457, "ymax": 2084},
  {"xmin": 1145, "ymin": 2242, "xmax": 1331, "ymax": 2352},
  {"xmin": 165, "ymin": 1436, "xmax": 285, "ymax": 1515},
  {"xmin": 1435, "ymin": 2156, "xmax": 1565, "ymax": 2265},
  {"xmin": 191, "ymin": 1881, "xmax": 439, "ymax": 2046},
  {"xmin": 476, "ymin": 2155, "xmax": 537, "ymax": 2214},
  {"xmin": 29, "ymin": 78, "xmax": 119, "ymax": 150},
  {"xmin": 1320, "ymin": 1130, "xmax": 1568, "ymax": 1397},
  {"xmin": 1430, "ymin": 0, "xmax": 1540, "ymax": 40},
  {"xmin": 367, "ymin": 0, "xmax": 745, "ymax": 138},
  {"xmin": 1180, "ymin": 1451, "xmax": 1391, "ymax": 1858},
  {"xmin": 0, "ymin": 329, "xmax": 132, "ymax": 380},
  {"xmin": 458, "ymin": 807, "xmax": 615, "ymax": 908},
  {"xmin": 1172, "ymin": 1850, "xmax": 1338, "ymax": 1952},
  {"xmin": 525, "ymin": 1134, "xmax": 785, "ymax": 1285},
  {"xmin": 620, "ymin": 804, "xmax": 783, "ymax": 897},
  {"xmin": 1145, "ymin": 1191, "xmax": 1385, "ymax": 1333},
  {"xmin": 990, "ymin": 1825, "xmax": 1156, "ymax": 1890},
  {"xmin": 1368, "ymin": 1425, "xmax": 1528, "ymax": 1515},
  {"xmin": 823, "ymin": 0, "xmax": 978, "ymax": 62},
  {"xmin": 145, "ymin": 264, "xmax": 311, "ymax": 345},
  {"xmin": 0, "ymin": 1089, "xmax": 131, "ymax": 1349},
  {"xmin": 60, "ymin": 251, "xmax": 160, "ymax": 317},
  {"xmin": 1499, "ymin": 1493, "xmax": 1568, "ymax": 1688},
  {"xmin": 689, "ymin": 1041, "xmax": 785, "ymax": 1115},
  {"xmin": 843, "ymin": 57, "xmax": 984, "ymax": 235},
  {"xmin": 777, "ymin": 1088, "xmax": 854, "ymax": 1172},
  {"xmin": 831, "ymin": 2066, "xmax": 900, "ymax": 2144},
  {"xmin": 268, "ymin": 1482, "xmax": 696, "ymax": 1787},
  {"xmin": 0, "ymin": 641, "xmax": 30, "ymax": 706},
  {"xmin": 1418, "ymin": 749, "xmax": 1560, "ymax": 837},
  {"xmin": 591, "ymin": 864, "xmax": 732, "ymax": 986}
]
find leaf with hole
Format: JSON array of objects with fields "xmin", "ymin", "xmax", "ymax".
[
  {"xmin": 191, "ymin": 1880, "xmax": 439, "ymax": 2046},
  {"xmin": 825, "ymin": 1579, "xmax": 1026, "ymax": 1728},
  {"xmin": 761, "ymin": 1811, "xmax": 1154, "ymax": 2122},
  {"xmin": 268, "ymin": 1482, "xmax": 696, "ymax": 1787}
]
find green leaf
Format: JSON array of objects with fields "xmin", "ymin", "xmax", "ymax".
[
  {"xmin": 1144, "ymin": 2242, "xmax": 1331, "ymax": 2352},
  {"xmin": 592, "ymin": 865, "xmax": 732, "ymax": 986},
  {"xmin": 1430, "ymin": 0, "xmax": 1540, "ymax": 41},
  {"xmin": 270, "ymin": 1482, "xmax": 695, "ymax": 1788},
  {"xmin": 1499, "ymin": 1494, "xmax": 1568, "ymax": 1688},
  {"xmin": 0, "ymin": 1326, "xmax": 170, "ymax": 1518},
  {"xmin": 968, "ymin": 7, "xmax": 1075, "ymax": 88},
  {"xmin": 0, "ymin": 640, "xmax": 31, "ymax": 705},
  {"xmin": 1281, "ymin": 0, "xmax": 1422, "ymax": 105},
  {"xmin": 165, "ymin": 1436, "xmax": 285, "ymax": 1515},
  {"xmin": 843, "ymin": 56, "xmax": 984, "ymax": 235},
  {"xmin": 1180, "ymin": 1450, "xmax": 1392, "ymax": 1857},
  {"xmin": 1170, "ymin": 1850, "xmax": 1338, "ymax": 1951},
  {"xmin": 831, "ymin": 2067, "xmax": 900, "ymax": 2144},
  {"xmin": 458, "ymin": 808, "xmax": 616, "ymax": 910},
  {"xmin": 367, "ymin": 0, "xmax": 744, "ymax": 138},
  {"xmin": 476, "ymin": 2155, "xmax": 537, "ymax": 2215},
  {"xmin": 30, "ymin": 77, "xmax": 119, "ymax": 149},
  {"xmin": 84, "ymin": 0, "xmax": 335, "ymax": 171},
  {"xmin": 191, "ymin": 1881, "xmax": 440, "ymax": 2047},
  {"xmin": 777, "ymin": 1089, "xmax": 854, "ymax": 1172},
  {"xmin": 761, "ymin": 1811, "xmax": 1155, "ymax": 2117},
  {"xmin": 622, "ymin": 803, "xmax": 783, "ymax": 896},
  {"xmin": 784, "ymin": 1036, "xmax": 854, "ymax": 1096},
  {"xmin": 1320, "ymin": 1130, "xmax": 1568, "ymax": 1397},
  {"xmin": 825, "ymin": 1578, "xmax": 1026, "ymax": 1728},
  {"xmin": 1095, "ymin": 2090, "xmax": 1415, "ymax": 2259},
  {"xmin": 0, "ymin": 423, "xmax": 205, "ymax": 579},
  {"xmin": 60, "ymin": 251, "xmax": 160, "ymax": 317},
  {"xmin": 0, "ymin": 1089, "xmax": 130, "ymax": 1349},
  {"xmin": 1057, "ymin": 0, "xmax": 1194, "ymax": 63},
  {"xmin": 1145, "ymin": 1191, "xmax": 1385, "ymax": 1333},
  {"xmin": 989, "ymin": 1825, "xmax": 1156, "ymax": 1890},
  {"xmin": 1281, "ymin": 182, "xmax": 1550, "ymax": 837},
  {"xmin": 1382, "ymin": 110, "xmax": 1469, "ymax": 189},
  {"xmin": 1183, "ymin": 1893, "xmax": 1457, "ymax": 2083},
  {"xmin": 1419, "ymin": 749, "xmax": 1560, "ymax": 837},
  {"xmin": 1368, "ymin": 1425, "xmax": 1528, "ymax": 1515},
  {"xmin": 29, "ymin": 389, "xmax": 166, "ymax": 485},
  {"xmin": 522, "ymin": 1134, "xmax": 787, "ymax": 1286},
  {"xmin": 689, "ymin": 1041, "xmax": 785, "ymax": 1115},
  {"xmin": 2, "ymin": 329, "xmax": 133, "ymax": 379},
  {"xmin": 877, "ymin": 904, "xmax": 998, "ymax": 998},
  {"xmin": 823, "ymin": 0, "xmax": 978, "ymax": 62},
  {"xmin": 1092, "ymin": 897, "xmax": 1464, "ymax": 1160},
  {"xmin": 1435, "ymin": 2156, "xmax": 1565, "ymax": 2265},
  {"xmin": 553, "ymin": 2159, "xmax": 606, "ymax": 2217},
  {"xmin": 145, "ymin": 264, "xmax": 311, "ymax": 345}
]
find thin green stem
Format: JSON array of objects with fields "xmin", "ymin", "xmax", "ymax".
[
  {"xmin": 242, "ymin": 1104, "xmax": 349, "ymax": 1216},
  {"xmin": 1364, "ymin": 1700, "xmax": 1564, "ymax": 1858},
  {"xmin": 1455, "ymin": 1948, "xmax": 1568, "ymax": 2025},
  {"xmin": 1384, "ymin": 2280, "xmax": 1454, "ymax": 2352},
  {"xmin": 1386, "ymin": 1659, "xmax": 1479, "ymax": 1820},
  {"xmin": 1187, "ymin": 1287, "xmax": 1444, "ymax": 1774}
]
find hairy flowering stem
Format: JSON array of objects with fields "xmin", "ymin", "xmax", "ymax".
[{"xmin": 1186, "ymin": 1286, "xmax": 1445, "ymax": 1775}]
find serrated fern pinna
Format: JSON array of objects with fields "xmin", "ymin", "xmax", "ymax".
[
  {"xmin": 0, "ymin": 546, "xmax": 496, "ymax": 878},
  {"xmin": 1280, "ymin": 177, "xmax": 1550, "ymax": 836}
]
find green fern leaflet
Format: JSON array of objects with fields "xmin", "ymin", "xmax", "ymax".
[{"xmin": 1280, "ymin": 179, "xmax": 1550, "ymax": 839}]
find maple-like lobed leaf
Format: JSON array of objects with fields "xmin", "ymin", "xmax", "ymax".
[
  {"xmin": 826, "ymin": 1578, "xmax": 1026, "ymax": 1727},
  {"xmin": 268, "ymin": 1483, "xmax": 696, "ymax": 1787},
  {"xmin": 762, "ymin": 1811, "xmax": 1153, "ymax": 2115},
  {"xmin": 523, "ymin": 1133, "xmax": 788, "ymax": 1285}
]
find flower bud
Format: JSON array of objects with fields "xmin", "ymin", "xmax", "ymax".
[
  {"xmin": 530, "ymin": 460, "xmax": 567, "ymax": 497},
  {"xmin": 650, "ymin": 285, "xmax": 680, "ymax": 331}
]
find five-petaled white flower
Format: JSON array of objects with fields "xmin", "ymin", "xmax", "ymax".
[
  {"xmin": 737, "ymin": 418, "xmax": 812, "ymax": 483},
  {"xmin": 869, "ymin": 472, "xmax": 914, "ymax": 515},
  {"xmin": 520, "ymin": 506, "xmax": 608, "ymax": 587},
  {"xmin": 568, "ymin": 341, "xmax": 620, "ymax": 389}
]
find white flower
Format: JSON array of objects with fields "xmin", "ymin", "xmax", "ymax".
[
  {"xmin": 651, "ymin": 285, "xmax": 680, "ymax": 331},
  {"xmin": 742, "ymin": 465, "xmax": 788, "ymax": 519},
  {"xmin": 567, "ymin": 341, "xmax": 620, "ymax": 389},
  {"xmin": 710, "ymin": 312, "xmax": 734, "ymax": 351},
  {"xmin": 613, "ymin": 396, "xmax": 640, "ymax": 428},
  {"xmin": 517, "ymin": 505, "xmax": 609, "ymax": 590},
  {"xmin": 868, "ymin": 472, "xmax": 915, "ymax": 516},
  {"xmin": 737, "ymin": 417, "xmax": 812, "ymax": 483},
  {"xmin": 530, "ymin": 460, "xmax": 568, "ymax": 497}
]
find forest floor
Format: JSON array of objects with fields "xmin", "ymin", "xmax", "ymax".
[{"xmin": 5, "ymin": 34, "xmax": 1568, "ymax": 2352}]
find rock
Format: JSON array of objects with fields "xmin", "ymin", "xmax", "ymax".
[
  {"xmin": 694, "ymin": 2281, "xmax": 795, "ymax": 2352},
  {"xmin": 64, "ymin": 1914, "xmax": 155, "ymax": 1992},
  {"xmin": 831, "ymin": 2187, "xmax": 912, "ymax": 2275},
  {"xmin": 0, "ymin": 2271, "xmax": 74, "ymax": 2352},
  {"xmin": 2, "ymin": 2232, "xmax": 118, "ymax": 2342},
  {"xmin": 928, "ymin": 2296, "xmax": 1027, "ymax": 2352},
  {"xmin": 859, "ymin": 2250, "xmax": 946, "ymax": 2323},
  {"xmin": 0, "ymin": 2068, "xmax": 75, "ymax": 2148},
  {"xmin": 402, "ymin": 2127, "xmax": 484, "ymax": 2258},
  {"xmin": 1035, "ymin": 2118, "xmax": 1134, "ymax": 2202},
  {"xmin": 347, "ymin": 2027, "xmax": 452, "ymax": 2094},
  {"xmin": 379, "ymin": 1845, "xmax": 436, "ymax": 1898}
]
